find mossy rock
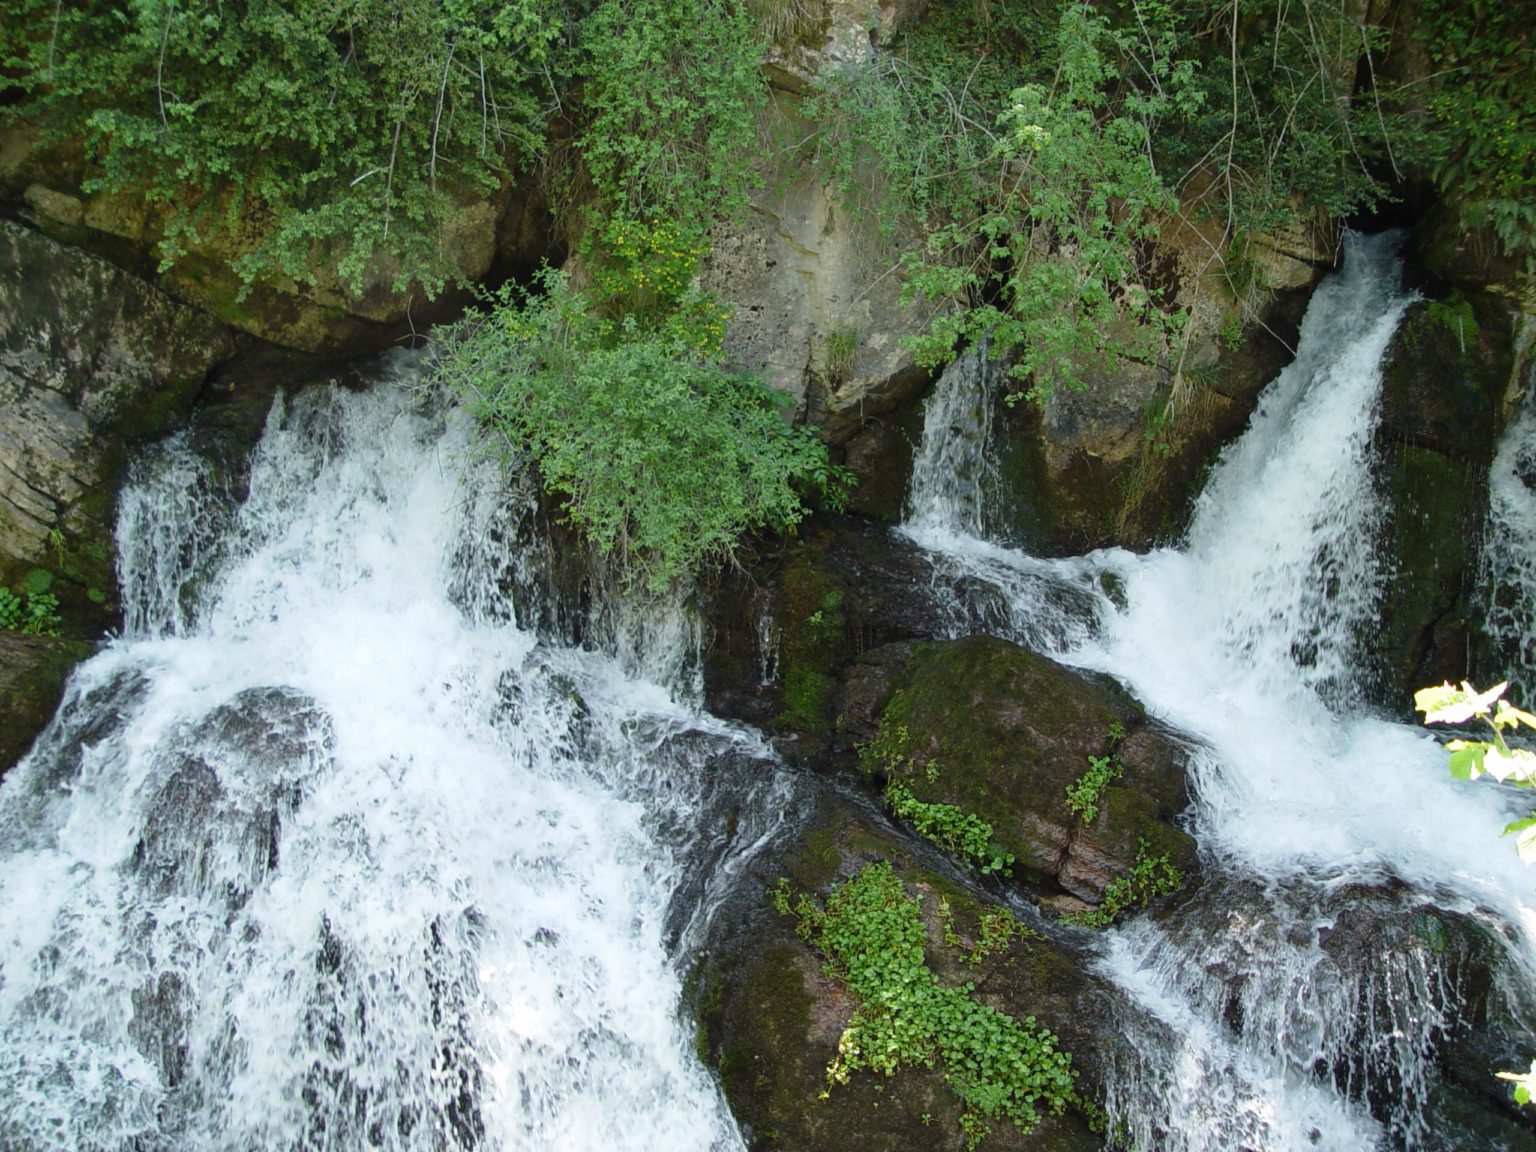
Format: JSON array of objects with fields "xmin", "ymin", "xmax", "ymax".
[
  {"xmin": 0, "ymin": 631, "xmax": 93, "ymax": 776},
  {"xmin": 866, "ymin": 634, "xmax": 1194, "ymax": 906},
  {"xmin": 1379, "ymin": 297, "xmax": 1509, "ymax": 463},
  {"xmin": 1371, "ymin": 294, "xmax": 1514, "ymax": 712},
  {"xmin": 700, "ymin": 516, "xmax": 944, "ymax": 749},
  {"xmin": 1373, "ymin": 443, "xmax": 1479, "ymax": 708},
  {"xmin": 697, "ymin": 787, "xmax": 1111, "ymax": 1152}
]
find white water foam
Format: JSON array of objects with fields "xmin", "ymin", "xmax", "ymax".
[{"xmin": 0, "ymin": 357, "xmax": 781, "ymax": 1151}]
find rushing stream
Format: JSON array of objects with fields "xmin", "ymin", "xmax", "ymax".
[
  {"xmin": 0, "ymin": 363, "xmax": 787, "ymax": 1150},
  {"xmin": 903, "ymin": 231, "xmax": 1536, "ymax": 1149},
  {"xmin": 5, "ymin": 231, "xmax": 1536, "ymax": 1151}
]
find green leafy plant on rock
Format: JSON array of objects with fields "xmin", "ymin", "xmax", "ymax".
[
  {"xmin": 886, "ymin": 783, "xmax": 1016, "ymax": 877},
  {"xmin": 0, "ymin": 588, "xmax": 62, "ymax": 637},
  {"xmin": 1065, "ymin": 720, "xmax": 1126, "ymax": 825},
  {"xmin": 781, "ymin": 862, "xmax": 1078, "ymax": 1147},
  {"xmin": 1064, "ymin": 838, "xmax": 1183, "ymax": 929},
  {"xmin": 861, "ymin": 720, "xmax": 1015, "ymax": 875},
  {"xmin": 940, "ymin": 898, "xmax": 1041, "ymax": 966}
]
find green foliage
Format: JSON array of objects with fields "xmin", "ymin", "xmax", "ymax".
[
  {"xmin": 1418, "ymin": 679, "xmax": 1536, "ymax": 1104},
  {"xmin": 571, "ymin": 0, "xmax": 764, "ymax": 311},
  {"xmin": 436, "ymin": 268, "xmax": 842, "ymax": 592},
  {"xmin": 0, "ymin": 587, "xmax": 63, "ymax": 637},
  {"xmin": 0, "ymin": 0, "xmax": 565, "ymax": 291},
  {"xmin": 886, "ymin": 783, "xmax": 1015, "ymax": 877},
  {"xmin": 804, "ymin": 590, "xmax": 844, "ymax": 637},
  {"xmin": 1065, "ymin": 721, "xmax": 1126, "ymax": 825},
  {"xmin": 783, "ymin": 862, "xmax": 1078, "ymax": 1145},
  {"xmin": 1064, "ymin": 839, "xmax": 1183, "ymax": 929},
  {"xmin": 860, "ymin": 717, "xmax": 1013, "ymax": 873},
  {"xmin": 1413, "ymin": 0, "xmax": 1536, "ymax": 266},
  {"xmin": 0, "ymin": 0, "xmax": 768, "ymax": 294},
  {"xmin": 1416, "ymin": 681, "xmax": 1536, "ymax": 861},
  {"xmin": 940, "ymin": 898, "xmax": 1041, "ymax": 966},
  {"xmin": 805, "ymin": 0, "xmax": 1409, "ymax": 401},
  {"xmin": 823, "ymin": 328, "xmax": 858, "ymax": 384},
  {"xmin": 1424, "ymin": 291, "xmax": 1477, "ymax": 356},
  {"xmin": 812, "ymin": 2, "xmax": 1189, "ymax": 398}
]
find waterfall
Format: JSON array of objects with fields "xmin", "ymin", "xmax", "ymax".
[
  {"xmin": 902, "ymin": 232, "xmax": 1536, "ymax": 1149},
  {"xmin": 0, "ymin": 355, "xmax": 789, "ymax": 1151},
  {"xmin": 1480, "ymin": 384, "xmax": 1536, "ymax": 701}
]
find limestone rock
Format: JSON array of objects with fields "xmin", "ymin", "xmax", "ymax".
[
  {"xmin": 0, "ymin": 221, "xmax": 234, "ymax": 611},
  {"xmin": 700, "ymin": 0, "xmax": 943, "ymax": 443}
]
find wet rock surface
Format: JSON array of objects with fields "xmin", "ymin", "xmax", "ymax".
[
  {"xmin": 849, "ymin": 634, "xmax": 1196, "ymax": 904},
  {"xmin": 1373, "ymin": 294, "xmax": 1515, "ymax": 709},
  {"xmin": 0, "ymin": 631, "xmax": 93, "ymax": 776}
]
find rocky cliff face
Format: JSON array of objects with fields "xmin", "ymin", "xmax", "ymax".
[{"xmin": 0, "ymin": 221, "xmax": 234, "ymax": 614}]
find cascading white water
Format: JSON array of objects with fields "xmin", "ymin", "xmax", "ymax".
[
  {"xmin": 1480, "ymin": 384, "xmax": 1536, "ymax": 701},
  {"xmin": 903, "ymin": 344, "xmax": 1111, "ymax": 655},
  {"xmin": 902, "ymin": 232, "xmax": 1536, "ymax": 1149},
  {"xmin": 0, "ymin": 356, "xmax": 788, "ymax": 1151}
]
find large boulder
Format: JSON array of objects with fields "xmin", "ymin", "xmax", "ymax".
[
  {"xmin": 0, "ymin": 220, "xmax": 234, "ymax": 623},
  {"xmin": 844, "ymin": 634, "xmax": 1196, "ymax": 907}
]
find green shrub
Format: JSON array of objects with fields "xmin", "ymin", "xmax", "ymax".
[
  {"xmin": 0, "ymin": 0, "xmax": 567, "ymax": 292},
  {"xmin": 435, "ymin": 269, "xmax": 843, "ymax": 592}
]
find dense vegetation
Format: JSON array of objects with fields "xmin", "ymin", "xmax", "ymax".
[
  {"xmin": 807, "ymin": 0, "xmax": 1535, "ymax": 396},
  {"xmin": 3, "ymin": 0, "xmax": 1530, "ymax": 581}
]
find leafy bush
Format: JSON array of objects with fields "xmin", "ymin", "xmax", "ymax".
[
  {"xmin": 805, "ymin": 0, "xmax": 1408, "ymax": 399},
  {"xmin": 783, "ymin": 861, "xmax": 1078, "ymax": 1147},
  {"xmin": 435, "ymin": 269, "xmax": 842, "ymax": 591},
  {"xmin": 1412, "ymin": 0, "xmax": 1536, "ymax": 267},
  {"xmin": 571, "ymin": 0, "xmax": 764, "ymax": 312}
]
